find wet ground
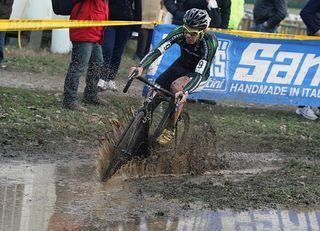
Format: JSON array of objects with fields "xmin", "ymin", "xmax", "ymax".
[
  {"xmin": 1, "ymin": 158, "xmax": 319, "ymax": 231},
  {"xmin": 1, "ymin": 69, "xmax": 320, "ymax": 230}
]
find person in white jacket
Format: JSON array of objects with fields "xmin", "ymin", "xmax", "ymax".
[{"xmin": 134, "ymin": 0, "xmax": 163, "ymax": 60}]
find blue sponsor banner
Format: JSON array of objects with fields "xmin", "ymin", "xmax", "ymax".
[{"xmin": 145, "ymin": 24, "xmax": 320, "ymax": 106}]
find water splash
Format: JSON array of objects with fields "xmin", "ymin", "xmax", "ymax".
[{"xmin": 96, "ymin": 117, "xmax": 218, "ymax": 180}]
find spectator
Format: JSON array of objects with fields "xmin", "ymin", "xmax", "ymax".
[
  {"xmin": 295, "ymin": 0, "xmax": 320, "ymax": 120},
  {"xmin": 134, "ymin": 0, "xmax": 163, "ymax": 60},
  {"xmin": 164, "ymin": 0, "xmax": 231, "ymax": 29},
  {"xmin": 98, "ymin": 0, "xmax": 142, "ymax": 91},
  {"xmin": 251, "ymin": 0, "xmax": 287, "ymax": 33},
  {"xmin": 63, "ymin": 0, "xmax": 109, "ymax": 112},
  {"xmin": 162, "ymin": 2, "xmax": 173, "ymax": 24},
  {"xmin": 163, "ymin": 0, "xmax": 185, "ymax": 25},
  {"xmin": 184, "ymin": 0, "xmax": 231, "ymax": 29},
  {"xmin": 0, "ymin": 0, "xmax": 14, "ymax": 68},
  {"xmin": 228, "ymin": 0, "xmax": 244, "ymax": 30}
]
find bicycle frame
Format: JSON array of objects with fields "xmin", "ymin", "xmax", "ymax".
[
  {"xmin": 126, "ymin": 75, "xmax": 180, "ymax": 119},
  {"xmin": 121, "ymin": 74, "xmax": 182, "ymax": 147},
  {"xmin": 124, "ymin": 73, "xmax": 181, "ymax": 110},
  {"xmin": 99, "ymin": 74, "xmax": 190, "ymax": 181}
]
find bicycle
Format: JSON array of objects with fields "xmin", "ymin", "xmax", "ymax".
[{"xmin": 100, "ymin": 72, "xmax": 190, "ymax": 182}]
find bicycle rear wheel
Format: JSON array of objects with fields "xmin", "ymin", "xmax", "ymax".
[
  {"xmin": 148, "ymin": 99, "xmax": 173, "ymax": 146},
  {"xmin": 100, "ymin": 111, "xmax": 147, "ymax": 181},
  {"xmin": 149, "ymin": 103, "xmax": 190, "ymax": 147}
]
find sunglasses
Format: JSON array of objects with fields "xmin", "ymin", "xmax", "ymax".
[{"xmin": 183, "ymin": 25, "xmax": 204, "ymax": 37}]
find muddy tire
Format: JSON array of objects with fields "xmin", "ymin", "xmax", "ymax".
[
  {"xmin": 116, "ymin": 111, "xmax": 147, "ymax": 156},
  {"xmin": 100, "ymin": 111, "xmax": 147, "ymax": 181},
  {"xmin": 100, "ymin": 149, "xmax": 125, "ymax": 182}
]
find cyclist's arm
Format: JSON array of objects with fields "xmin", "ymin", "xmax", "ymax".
[
  {"xmin": 139, "ymin": 26, "xmax": 185, "ymax": 70},
  {"xmin": 183, "ymin": 34, "xmax": 218, "ymax": 94}
]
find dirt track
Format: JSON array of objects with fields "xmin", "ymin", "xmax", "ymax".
[{"xmin": 0, "ymin": 69, "xmax": 319, "ymax": 230}]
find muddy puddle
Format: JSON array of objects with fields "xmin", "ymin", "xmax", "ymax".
[{"xmin": 0, "ymin": 160, "xmax": 319, "ymax": 231}]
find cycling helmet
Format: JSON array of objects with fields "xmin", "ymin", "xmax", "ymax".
[{"xmin": 183, "ymin": 8, "xmax": 211, "ymax": 30}]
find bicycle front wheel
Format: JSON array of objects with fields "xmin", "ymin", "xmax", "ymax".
[
  {"xmin": 116, "ymin": 110, "xmax": 147, "ymax": 156},
  {"xmin": 100, "ymin": 111, "xmax": 147, "ymax": 181},
  {"xmin": 100, "ymin": 148, "xmax": 125, "ymax": 182}
]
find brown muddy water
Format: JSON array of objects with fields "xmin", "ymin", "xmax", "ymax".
[{"xmin": 0, "ymin": 160, "xmax": 319, "ymax": 231}]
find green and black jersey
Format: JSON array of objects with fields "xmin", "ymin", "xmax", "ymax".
[{"xmin": 139, "ymin": 26, "xmax": 218, "ymax": 94}]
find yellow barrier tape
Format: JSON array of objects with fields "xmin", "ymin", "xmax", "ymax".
[
  {"xmin": 0, "ymin": 19, "xmax": 319, "ymax": 40},
  {"xmin": 208, "ymin": 27, "xmax": 320, "ymax": 40},
  {"xmin": 18, "ymin": 31, "xmax": 21, "ymax": 48},
  {"xmin": 0, "ymin": 19, "xmax": 157, "ymax": 32}
]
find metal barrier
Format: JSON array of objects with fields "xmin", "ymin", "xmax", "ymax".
[{"xmin": 240, "ymin": 16, "xmax": 307, "ymax": 35}]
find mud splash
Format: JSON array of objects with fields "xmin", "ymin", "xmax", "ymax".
[
  {"xmin": 96, "ymin": 119, "xmax": 217, "ymax": 181},
  {"xmin": 95, "ymin": 118, "xmax": 292, "ymax": 182},
  {"xmin": 96, "ymin": 117, "xmax": 130, "ymax": 181}
]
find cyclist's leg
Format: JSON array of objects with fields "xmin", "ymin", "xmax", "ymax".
[
  {"xmin": 170, "ymin": 76, "xmax": 191, "ymax": 124},
  {"xmin": 155, "ymin": 76, "xmax": 190, "ymax": 145},
  {"xmin": 156, "ymin": 60, "xmax": 191, "ymax": 124},
  {"xmin": 154, "ymin": 61, "xmax": 192, "ymax": 144}
]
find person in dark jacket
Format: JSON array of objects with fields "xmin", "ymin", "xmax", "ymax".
[
  {"xmin": 251, "ymin": 0, "xmax": 287, "ymax": 33},
  {"xmin": 164, "ymin": 0, "xmax": 231, "ymax": 29},
  {"xmin": 163, "ymin": 0, "xmax": 186, "ymax": 25},
  {"xmin": 295, "ymin": 0, "xmax": 320, "ymax": 120},
  {"xmin": 63, "ymin": 0, "xmax": 109, "ymax": 112},
  {"xmin": 98, "ymin": 0, "xmax": 141, "ymax": 91},
  {"xmin": 300, "ymin": 0, "xmax": 320, "ymax": 36},
  {"xmin": 0, "ymin": 0, "xmax": 14, "ymax": 68}
]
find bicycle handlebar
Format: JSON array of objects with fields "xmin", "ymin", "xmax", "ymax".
[
  {"xmin": 136, "ymin": 76, "xmax": 175, "ymax": 98},
  {"xmin": 123, "ymin": 72, "xmax": 175, "ymax": 98},
  {"xmin": 123, "ymin": 69, "xmax": 139, "ymax": 93}
]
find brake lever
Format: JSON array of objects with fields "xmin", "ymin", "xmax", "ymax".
[{"xmin": 123, "ymin": 69, "xmax": 139, "ymax": 93}]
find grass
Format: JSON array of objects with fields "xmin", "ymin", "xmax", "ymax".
[
  {"xmin": 1, "ymin": 84, "xmax": 320, "ymax": 158},
  {"xmin": 2, "ymin": 39, "xmax": 320, "ymax": 157},
  {"xmin": 186, "ymin": 103, "xmax": 320, "ymax": 157},
  {"xmin": 2, "ymin": 39, "xmax": 320, "ymax": 156},
  {"xmin": 3, "ymin": 38, "xmax": 139, "ymax": 76},
  {"xmin": 0, "ymin": 87, "xmax": 141, "ymax": 151},
  {"xmin": 4, "ymin": 46, "xmax": 70, "ymax": 75}
]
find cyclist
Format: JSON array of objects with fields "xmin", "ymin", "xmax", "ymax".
[{"xmin": 129, "ymin": 8, "xmax": 218, "ymax": 144}]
